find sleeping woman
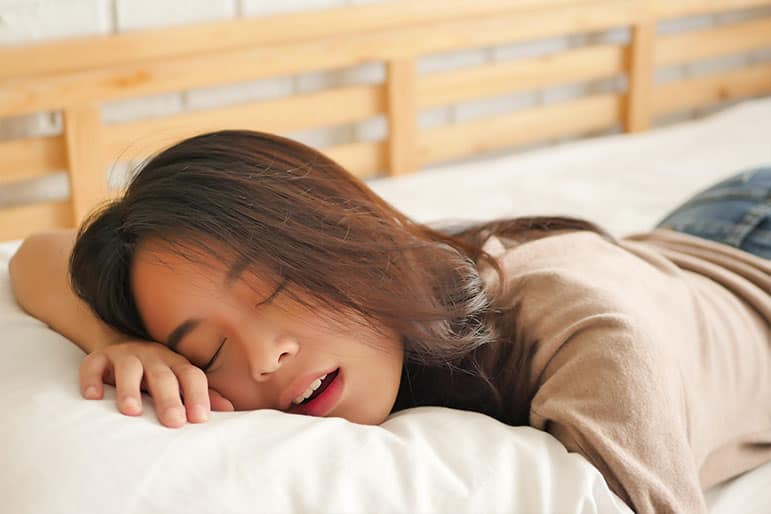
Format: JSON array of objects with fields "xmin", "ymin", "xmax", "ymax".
[{"xmin": 8, "ymin": 130, "xmax": 770, "ymax": 514}]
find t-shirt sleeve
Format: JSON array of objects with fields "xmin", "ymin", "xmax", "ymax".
[{"xmin": 526, "ymin": 284, "xmax": 707, "ymax": 514}]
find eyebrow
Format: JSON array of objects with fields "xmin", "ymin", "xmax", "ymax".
[
  {"xmin": 166, "ymin": 318, "xmax": 201, "ymax": 350},
  {"xmin": 225, "ymin": 255, "xmax": 251, "ymax": 288}
]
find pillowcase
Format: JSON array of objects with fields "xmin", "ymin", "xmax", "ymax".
[{"xmin": 0, "ymin": 241, "xmax": 632, "ymax": 514}]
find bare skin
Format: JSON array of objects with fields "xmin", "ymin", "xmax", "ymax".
[
  {"xmin": 130, "ymin": 240, "xmax": 404, "ymax": 426},
  {"xmin": 10, "ymin": 231, "xmax": 404, "ymax": 428},
  {"xmin": 10, "ymin": 231, "xmax": 235, "ymax": 427}
]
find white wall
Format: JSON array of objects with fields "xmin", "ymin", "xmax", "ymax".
[{"xmin": 1, "ymin": 0, "xmax": 770, "ymax": 207}]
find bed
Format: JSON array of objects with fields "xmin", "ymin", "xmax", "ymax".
[{"xmin": 1, "ymin": 1, "xmax": 770, "ymax": 513}]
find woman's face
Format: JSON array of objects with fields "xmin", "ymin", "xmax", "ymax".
[{"xmin": 130, "ymin": 241, "xmax": 404, "ymax": 425}]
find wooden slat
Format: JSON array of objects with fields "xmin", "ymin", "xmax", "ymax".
[
  {"xmin": 103, "ymin": 140, "xmax": 389, "ymax": 184},
  {"xmin": 625, "ymin": 22, "xmax": 656, "ymax": 133},
  {"xmin": 419, "ymin": 94, "xmax": 622, "ymax": 165},
  {"xmin": 63, "ymin": 105, "xmax": 109, "ymax": 224},
  {"xmin": 653, "ymin": 0, "xmax": 771, "ymax": 19},
  {"xmin": 0, "ymin": 43, "xmax": 370, "ymax": 118},
  {"xmin": 656, "ymin": 18, "xmax": 771, "ymax": 66},
  {"xmin": 324, "ymin": 141, "xmax": 387, "ymax": 179},
  {"xmin": 0, "ymin": 136, "xmax": 66, "ymax": 184},
  {"xmin": 3, "ymin": 0, "xmax": 764, "ymax": 84},
  {"xmin": 656, "ymin": 18, "xmax": 771, "ymax": 67},
  {"xmin": 394, "ymin": 0, "xmax": 633, "ymax": 59},
  {"xmin": 104, "ymin": 84, "xmax": 385, "ymax": 163},
  {"xmin": 386, "ymin": 60, "xmax": 418, "ymax": 176},
  {"xmin": 418, "ymin": 44, "xmax": 625, "ymax": 109},
  {"xmin": 0, "ymin": 0, "xmax": 594, "ymax": 80},
  {"xmin": 0, "ymin": 200, "xmax": 72, "ymax": 241},
  {"xmin": 0, "ymin": 0, "xmax": 639, "ymax": 117},
  {"xmin": 653, "ymin": 62, "xmax": 771, "ymax": 116}
]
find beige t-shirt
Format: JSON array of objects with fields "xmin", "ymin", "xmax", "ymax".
[{"xmin": 479, "ymin": 228, "xmax": 770, "ymax": 514}]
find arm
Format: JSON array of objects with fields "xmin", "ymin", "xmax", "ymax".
[
  {"xmin": 529, "ymin": 320, "xmax": 707, "ymax": 514},
  {"xmin": 9, "ymin": 229, "xmax": 128, "ymax": 353},
  {"xmin": 8, "ymin": 230, "xmax": 233, "ymax": 426},
  {"xmin": 511, "ymin": 266, "xmax": 706, "ymax": 513},
  {"xmin": 492, "ymin": 232, "xmax": 707, "ymax": 513}
]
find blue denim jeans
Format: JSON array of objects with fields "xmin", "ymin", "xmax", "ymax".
[{"xmin": 655, "ymin": 166, "xmax": 771, "ymax": 259}]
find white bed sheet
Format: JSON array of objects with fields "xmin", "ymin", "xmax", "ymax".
[
  {"xmin": 369, "ymin": 97, "xmax": 771, "ymax": 239},
  {"xmin": 2, "ymin": 96, "xmax": 771, "ymax": 514}
]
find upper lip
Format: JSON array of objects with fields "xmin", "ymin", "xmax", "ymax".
[{"xmin": 281, "ymin": 367, "xmax": 337, "ymax": 411}]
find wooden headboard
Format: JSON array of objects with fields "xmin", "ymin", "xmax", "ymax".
[{"xmin": 1, "ymin": 0, "xmax": 770, "ymax": 241}]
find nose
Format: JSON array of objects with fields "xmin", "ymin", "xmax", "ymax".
[{"xmin": 246, "ymin": 333, "xmax": 300, "ymax": 382}]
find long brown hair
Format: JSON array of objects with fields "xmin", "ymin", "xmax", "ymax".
[{"xmin": 70, "ymin": 130, "xmax": 613, "ymax": 419}]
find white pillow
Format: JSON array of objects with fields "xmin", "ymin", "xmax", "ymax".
[{"xmin": 0, "ymin": 243, "xmax": 632, "ymax": 514}]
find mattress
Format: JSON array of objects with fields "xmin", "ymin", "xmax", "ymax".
[
  {"xmin": 2, "ymin": 96, "xmax": 771, "ymax": 514},
  {"xmin": 369, "ymin": 98, "xmax": 771, "ymax": 239}
]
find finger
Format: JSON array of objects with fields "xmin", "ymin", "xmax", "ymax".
[
  {"xmin": 80, "ymin": 352, "xmax": 110, "ymax": 400},
  {"xmin": 113, "ymin": 355, "xmax": 144, "ymax": 417},
  {"xmin": 174, "ymin": 365, "xmax": 210, "ymax": 423},
  {"xmin": 209, "ymin": 388, "xmax": 235, "ymax": 412},
  {"xmin": 144, "ymin": 365, "xmax": 187, "ymax": 428}
]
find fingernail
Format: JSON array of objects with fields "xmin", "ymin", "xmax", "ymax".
[
  {"xmin": 84, "ymin": 386, "xmax": 98, "ymax": 399},
  {"xmin": 123, "ymin": 397, "xmax": 140, "ymax": 413},
  {"xmin": 166, "ymin": 407, "xmax": 186, "ymax": 425},
  {"xmin": 190, "ymin": 405, "xmax": 208, "ymax": 422}
]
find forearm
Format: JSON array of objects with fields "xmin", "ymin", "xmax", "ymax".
[{"xmin": 9, "ymin": 229, "xmax": 129, "ymax": 353}]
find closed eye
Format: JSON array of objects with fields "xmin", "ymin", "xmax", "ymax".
[{"xmin": 203, "ymin": 338, "xmax": 227, "ymax": 372}]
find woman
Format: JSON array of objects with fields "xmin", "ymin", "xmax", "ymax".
[{"xmin": 9, "ymin": 130, "xmax": 770, "ymax": 514}]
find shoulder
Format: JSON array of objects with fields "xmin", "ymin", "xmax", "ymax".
[
  {"xmin": 487, "ymin": 230, "xmax": 634, "ymax": 273},
  {"xmin": 482, "ymin": 231, "xmax": 651, "ymax": 310},
  {"xmin": 482, "ymin": 232, "xmax": 672, "ymax": 388}
]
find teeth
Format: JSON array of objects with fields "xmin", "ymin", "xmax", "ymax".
[{"xmin": 292, "ymin": 374, "xmax": 328, "ymax": 405}]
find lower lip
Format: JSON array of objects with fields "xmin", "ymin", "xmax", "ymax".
[{"xmin": 289, "ymin": 368, "xmax": 343, "ymax": 417}]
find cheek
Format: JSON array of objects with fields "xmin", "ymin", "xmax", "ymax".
[
  {"xmin": 344, "ymin": 347, "xmax": 403, "ymax": 425},
  {"xmin": 207, "ymin": 371, "xmax": 262, "ymax": 411},
  {"xmin": 354, "ymin": 337, "xmax": 403, "ymax": 389}
]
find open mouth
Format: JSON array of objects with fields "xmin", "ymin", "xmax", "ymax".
[
  {"xmin": 298, "ymin": 369, "xmax": 338, "ymax": 405},
  {"xmin": 289, "ymin": 368, "xmax": 342, "ymax": 416}
]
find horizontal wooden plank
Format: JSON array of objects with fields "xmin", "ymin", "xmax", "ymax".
[
  {"xmin": 0, "ymin": 0, "xmax": 590, "ymax": 80},
  {"xmin": 324, "ymin": 141, "xmax": 387, "ymax": 179},
  {"xmin": 103, "ymin": 84, "xmax": 385, "ymax": 163},
  {"xmin": 0, "ymin": 0, "xmax": 638, "ymax": 117},
  {"xmin": 0, "ymin": 136, "xmax": 66, "ymax": 184},
  {"xmin": 653, "ymin": 62, "xmax": 771, "ymax": 116},
  {"xmin": 656, "ymin": 17, "xmax": 771, "ymax": 67},
  {"xmin": 87, "ymin": 142, "xmax": 387, "ymax": 200},
  {"xmin": 418, "ymin": 44, "xmax": 625, "ymax": 108},
  {"xmin": 3, "ymin": 0, "xmax": 765, "ymax": 85},
  {"xmin": 0, "ymin": 200, "xmax": 73, "ymax": 241},
  {"xmin": 419, "ymin": 94, "xmax": 622, "ymax": 165},
  {"xmin": 653, "ymin": 0, "xmax": 771, "ymax": 19}
]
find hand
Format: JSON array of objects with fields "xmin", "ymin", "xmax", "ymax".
[{"xmin": 79, "ymin": 340, "xmax": 235, "ymax": 428}]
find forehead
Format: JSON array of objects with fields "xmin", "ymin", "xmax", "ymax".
[
  {"xmin": 130, "ymin": 238, "xmax": 283, "ymax": 299},
  {"xmin": 130, "ymin": 238, "xmax": 281, "ymax": 307},
  {"xmin": 132, "ymin": 241, "xmax": 228, "ymax": 285},
  {"xmin": 130, "ymin": 242, "xmax": 229, "ymax": 325}
]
